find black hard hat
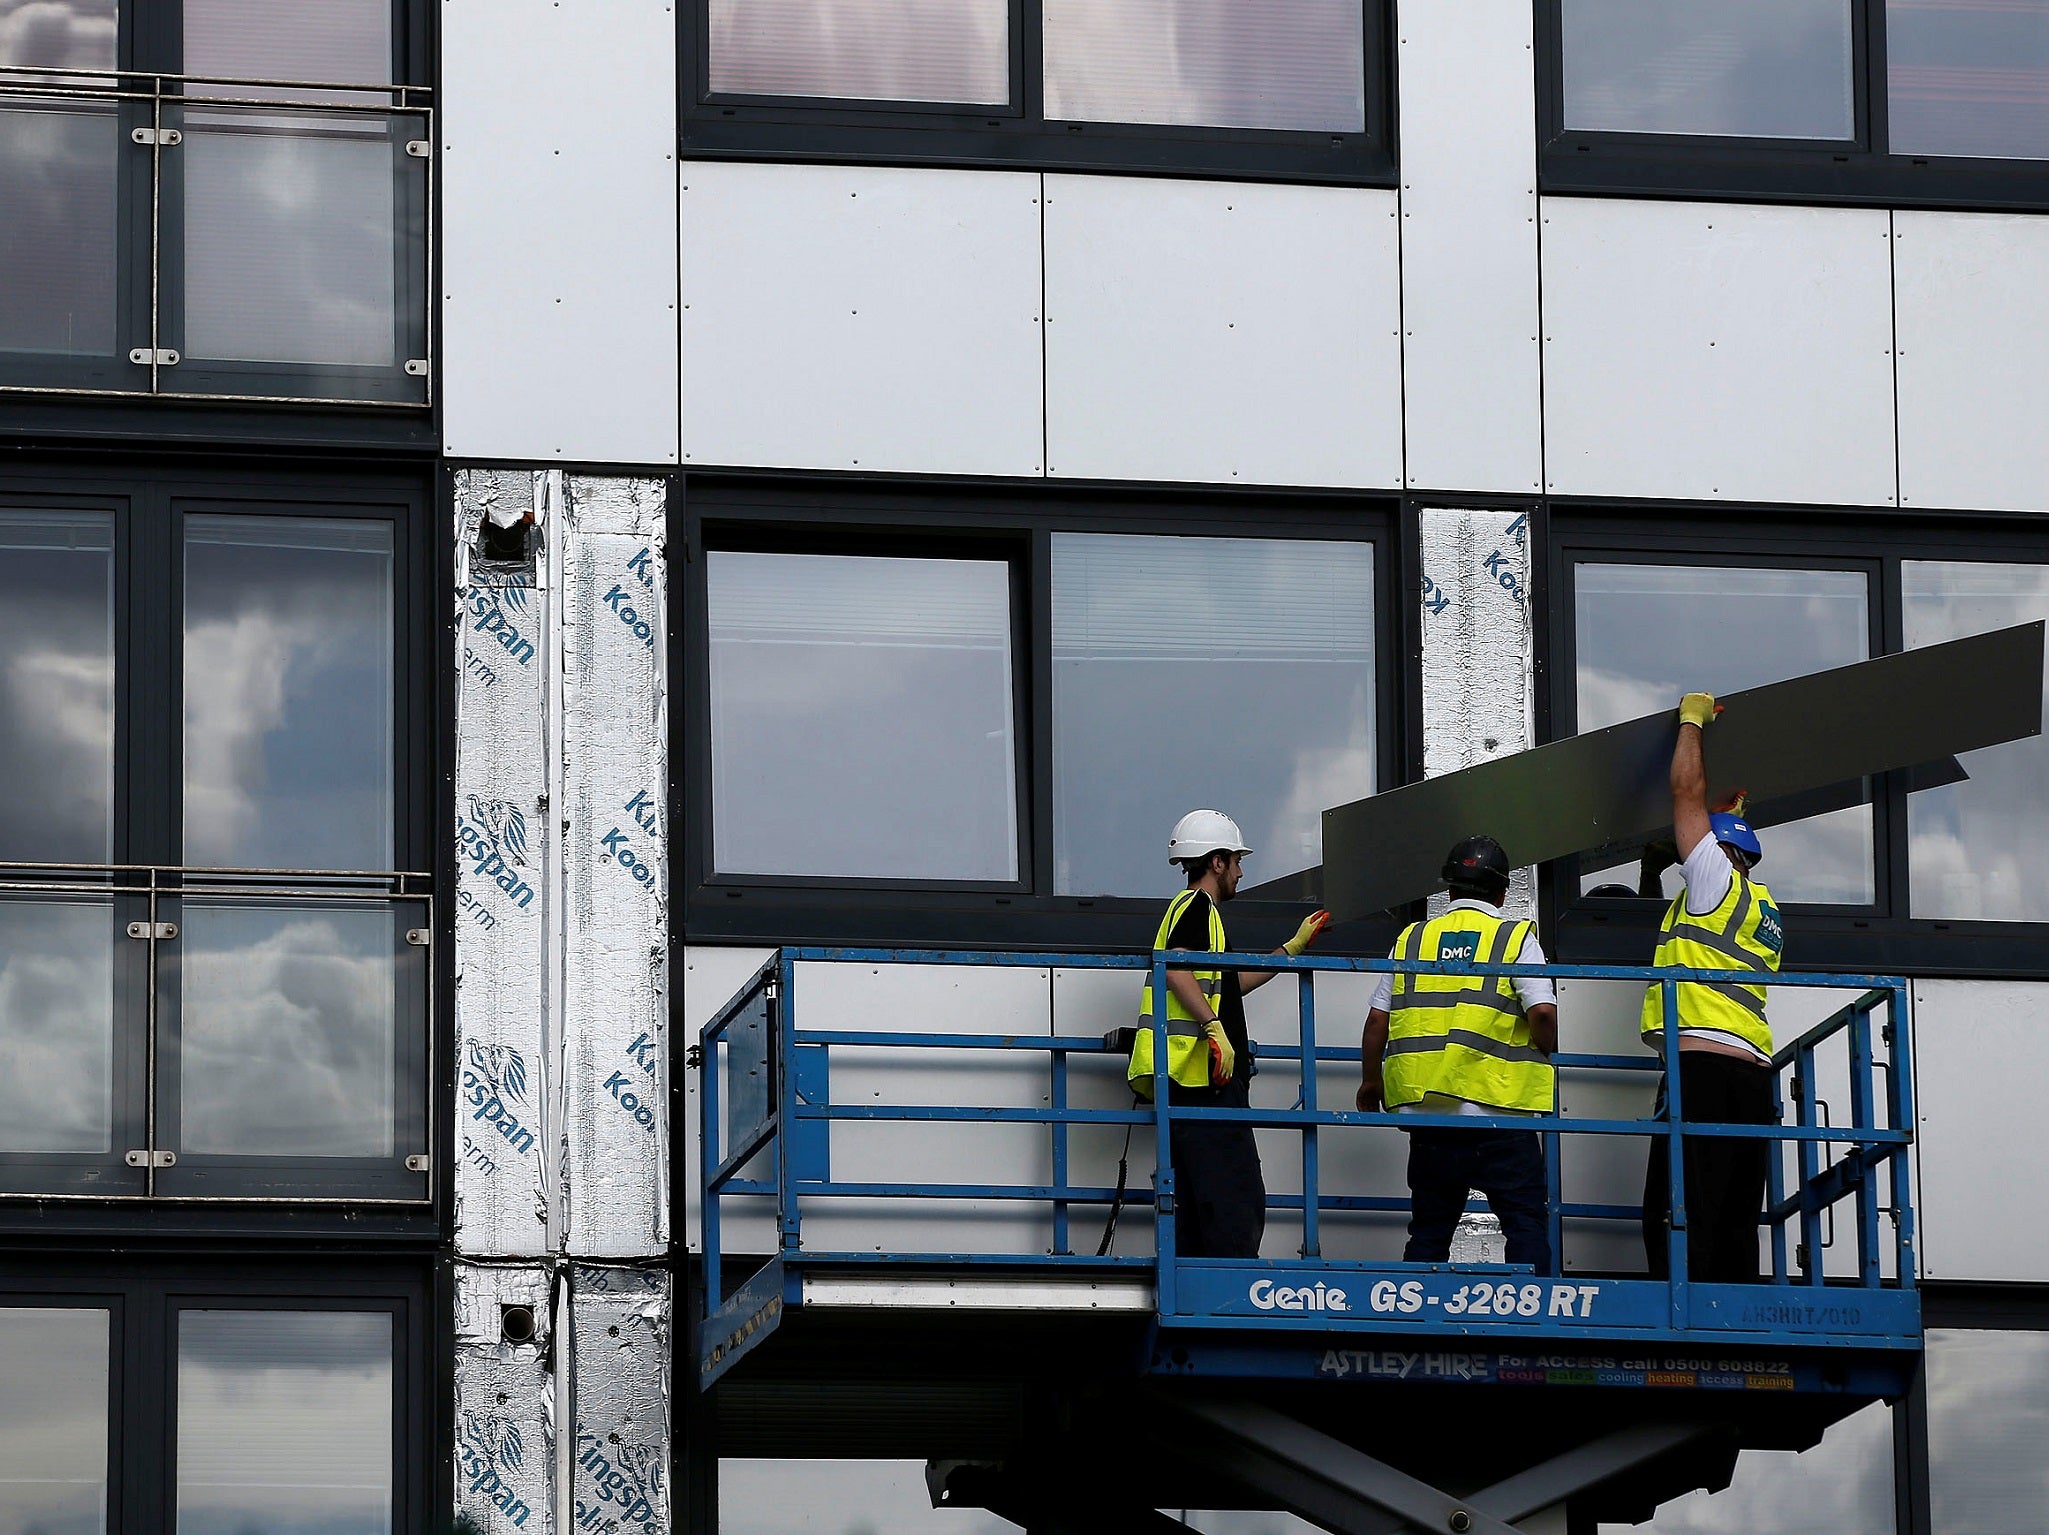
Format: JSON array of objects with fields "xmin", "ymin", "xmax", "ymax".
[{"xmin": 1442, "ymin": 835, "xmax": 1511, "ymax": 896}]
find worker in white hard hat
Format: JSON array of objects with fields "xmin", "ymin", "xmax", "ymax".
[{"xmin": 1131, "ymin": 809, "xmax": 1330, "ymax": 1257}]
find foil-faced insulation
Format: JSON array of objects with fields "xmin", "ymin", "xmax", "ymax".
[
  {"xmin": 1419, "ymin": 506, "xmax": 1537, "ymax": 922},
  {"xmin": 569, "ymin": 1266, "xmax": 672, "ymax": 1535},
  {"xmin": 455, "ymin": 470, "xmax": 552, "ymax": 1256},
  {"xmin": 455, "ymin": 1263, "xmax": 556, "ymax": 1534},
  {"xmin": 559, "ymin": 476, "xmax": 670, "ymax": 1258}
]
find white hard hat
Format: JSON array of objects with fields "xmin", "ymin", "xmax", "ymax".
[{"xmin": 1168, "ymin": 809, "xmax": 1251, "ymax": 864}]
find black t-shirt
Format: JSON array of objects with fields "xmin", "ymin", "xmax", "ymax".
[{"xmin": 1166, "ymin": 889, "xmax": 1250, "ymax": 1106}]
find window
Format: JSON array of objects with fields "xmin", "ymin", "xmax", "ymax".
[
  {"xmin": 0, "ymin": 1273, "xmax": 422, "ymax": 1535},
  {"xmin": 681, "ymin": 482, "xmax": 1394, "ymax": 945},
  {"xmin": 1553, "ymin": 514, "xmax": 2049, "ymax": 971},
  {"xmin": 683, "ymin": 0, "xmax": 1394, "ymax": 183},
  {"xmin": 1925, "ymin": 1328, "xmax": 2049, "ymax": 1531},
  {"xmin": 0, "ymin": 0, "xmax": 430, "ymax": 404},
  {"xmin": 0, "ymin": 470, "xmax": 431, "ymax": 1201},
  {"xmin": 1540, "ymin": 0, "xmax": 2049, "ymax": 208}
]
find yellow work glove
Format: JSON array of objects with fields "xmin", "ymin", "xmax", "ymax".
[
  {"xmin": 1678, "ymin": 691, "xmax": 1720, "ymax": 729},
  {"xmin": 1203, "ymin": 1019, "xmax": 1236, "ymax": 1086},
  {"xmin": 1283, "ymin": 909, "xmax": 1331, "ymax": 956}
]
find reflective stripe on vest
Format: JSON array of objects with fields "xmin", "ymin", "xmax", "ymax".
[
  {"xmin": 1383, "ymin": 909, "xmax": 1554, "ymax": 1114},
  {"xmin": 1639, "ymin": 868, "xmax": 1781, "ymax": 1057},
  {"xmin": 1131, "ymin": 888, "xmax": 1227, "ymax": 1095}
]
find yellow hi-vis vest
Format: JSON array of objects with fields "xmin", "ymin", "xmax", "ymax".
[
  {"xmin": 1640, "ymin": 868, "xmax": 1781, "ymax": 1057},
  {"xmin": 1130, "ymin": 888, "xmax": 1227, "ymax": 1097},
  {"xmin": 1384, "ymin": 908, "xmax": 1553, "ymax": 1113}
]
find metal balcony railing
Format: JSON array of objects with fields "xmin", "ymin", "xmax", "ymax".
[
  {"xmin": 0, "ymin": 861, "xmax": 433, "ymax": 1202},
  {"xmin": 697, "ymin": 947, "xmax": 1919, "ymax": 1385},
  {"xmin": 0, "ymin": 66, "xmax": 432, "ymax": 408}
]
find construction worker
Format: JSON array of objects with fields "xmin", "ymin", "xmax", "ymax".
[
  {"xmin": 1637, "ymin": 691, "xmax": 1782, "ymax": 1284},
  {"xmin": 1132, "ymin": 810, "xmax": 1330, "ymax": 1258},
  {"xmin": 1357, "ymin": 836, "xmax": 1558, "ymax": 1273}
]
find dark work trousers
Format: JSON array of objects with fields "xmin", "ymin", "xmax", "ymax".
[
  {"xmin": 1167, "ymin": 1079, "xmax": 1266, "ymax": 1258},
  {"xmin": 1642, "ymin": 1052, "xmax": 1777, "ymax": 1283},
  {"xmin": 1403, "ymin": 1125, "xmax": 1553, "ymax": 1274}
]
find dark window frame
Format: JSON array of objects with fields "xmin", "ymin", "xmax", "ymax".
[
  {"xmin": 675, "ymin": 474, "xmax": 1406, "ymax": 952},
  {"xmin": 1535, "ymin": 0, "xmax": 2049, "ymax": 212},
  {"xmin": 680, "ymin": 0, "xmax": 1398, "ymax": 186},
  {"xmin": 0, "ymin": 1261, "xmax": 431, "ymax": 1535},
  {"xmin": 0, "ymin": 460, "xmax": 439, "ymax": 1208},
  {"xmin": 1545, "ymin": 501, "xmax": 2049, "ymax": 977}
]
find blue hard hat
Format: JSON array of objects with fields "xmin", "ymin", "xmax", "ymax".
[{"xmin": 1710, "ymin": 813, "xmax": 1762, "ymax": 865}]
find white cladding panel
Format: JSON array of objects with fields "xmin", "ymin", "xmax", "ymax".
[
  {"xmin": 1894, "ymin": 212, "xmax": 2049, "ymax": 514},
  {"xmin": 440, "ymin": 0, "xmax": 679, "ymax": 465},
  {"xmin": 1540, "ymin": 198, "xmax": 1896, "ymax": 507},
  {"xmin": 681, "ymin": 163, "xmax": 1044, "ymax": 476},
  {"xmin": 1043, "ymin": 176, "xmax": 1403, "ymax": 488},
  {"xmin": 1397, "ymin": 2, "xmax": 1543, "ymax": 493},
  {"xmin": 1914, "ymin": 979, "xmax": 2049, "ymax": 1282}
]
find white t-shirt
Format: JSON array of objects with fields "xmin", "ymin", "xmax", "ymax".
[
  {"xmin": 1651, "ymin": 837, "xmax": 1771, "ymax": 1064},
  {"xmin": 1369, "ymin": 900, "xmax": 1556, "ymax": 1117}
]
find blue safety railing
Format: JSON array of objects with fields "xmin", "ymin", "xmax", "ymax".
[{"xmin": 697, "ymin": 947, "xmax": 1917, "ymax": 1380}]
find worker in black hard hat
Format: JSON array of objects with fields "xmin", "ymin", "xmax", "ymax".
[{"xmin": 1358, "ymin": 835, "xmax": 1560, "ymax": 1272}]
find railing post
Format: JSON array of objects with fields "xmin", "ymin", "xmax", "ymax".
[
  {"xmin": 1151, "ymin": 953, "xmax": 1176, "ymax": 1316},
  {"xmin": 1887, "ymin": 983, "xmax": 1919, "ymax": 1286},
  {"xmin": 1050, "ymin": 1040, "xmax": 1070, "ymax": 1258},
  {"xmin": 1663, "ymin": 978, "xmax": 1688, "ymax": 1327},
  {"xmin": 1766, "ymin": 1065, "xmax": 1789, "ymax": 1285},
  {"xmin": 776, "ymin": 953, "xmax": 802, "ymax": 1260},
  {"xmin": 1298, "ymin": 967, "xmax": 1319, "ymax": 1260},
  {"xmin": 1850, "ymin": 1000, "xmax": 1881, "ymax": 1287},
  {"xmin": 1797, "ymin": 1042, "xmax": 1824, "ymax": 1288}
]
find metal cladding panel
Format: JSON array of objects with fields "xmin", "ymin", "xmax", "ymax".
[
  {"xmin": 560, "ymin": 478, "xmax": 669, "ymax": 1258},
  {"xmin": 681, "ymin": 946, "xmax": 777, "ymax": 1254},
  {"xmin": 1540, "ymin": 198, "xmax": 1896, "ymax": 507},
  {"xmin": 1397, "ymin": 4, "xmax": 1543, "ymax": 494},
  {"xmin": 440, "ymin": 0, "xmax": 679, "ymax": 465},
  {"xmin": 455, "ymin": 470, "xmax": 552, "ymax": 1257},
  {"xmin": 1914, "ymin": 979, "xmax": 2049, "ymax": 1282},
  {"xmin": 454, "ymin": 1264, "xmax": 554, "ymax": 1535},
  {"xmin": 1895, "ymin": 211, "xmax": 2049, "ymax": 514},
  {"xmin": 792, "ymin": 961, "xmax": 1055, "ymax": 1255},
  {"xmin": 1043, "ymin": 175, "xmax": 1403, "ymax": 488},
  {"xmin": 680, "ymin": 162, "xmax": 1044, "ymax": 476},
  {"xmin": 1323, "ymin": 620, "xmax": 2045, "ymax": 920},
  {"xmin": 1418, "ymin": 507, "xmax": 1537, "ymax": 922},
  {"xmin": 569, "ymin": 1266, "xmax": 671, "ymax": 1535}
]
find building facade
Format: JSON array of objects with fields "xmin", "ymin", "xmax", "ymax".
[{"xmin": 2, "ymin": 0, "xmax": 2048, "ymax": 1532}]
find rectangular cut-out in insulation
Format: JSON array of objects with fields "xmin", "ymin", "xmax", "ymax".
[
  {"xmin": 1419, "ymin": 507, "xmax": 1537, "ymax": 921},
  {"xmin": 455, "ymin": 469, "xmax": 551, "ymax": 1257},
  {"xmin": 454, "ymin": 1263, "xmax": 554, "ymax": 1534},
  {"xmin": 560, "ymin": 476, "xmax": 670, "ymax": 1257},
  {"xmin": 570, "ymin": 1266, "xmax": 671, "ymax": 1535}
]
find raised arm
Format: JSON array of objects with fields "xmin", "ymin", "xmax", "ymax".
[{"xmin": 1672, "ymin": 692, "xmax": 1719, "ymax": 859}]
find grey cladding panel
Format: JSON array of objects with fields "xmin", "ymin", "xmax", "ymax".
[{"xmin": 1321, "ymin": 622, "xmax": 2044, "ymax": 919}]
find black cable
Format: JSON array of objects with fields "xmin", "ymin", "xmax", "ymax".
[{"xmin": 1095, "ymin": 1094, "xmax": 1142, "ymax": 1257}]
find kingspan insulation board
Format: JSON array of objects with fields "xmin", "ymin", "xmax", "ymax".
[
  {"xmin": 569, "ymin": 1266, "xmax": 672, "ymax": 1535},
  {"xmin": 559, "ymin": 476, "xmax": 670, "ymax": 1257},
  {"xmin": 455, "ymin": 470, "xmax": 552, "ymax": 1256},
  {"xmin": 455, "ymin": 1263, "xmax": 555, "ymax": 1534}
]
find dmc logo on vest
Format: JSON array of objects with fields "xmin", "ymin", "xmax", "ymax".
[{"xmin": 1437, "ymin": 932, "xmax": 1480, "ymax": 964}]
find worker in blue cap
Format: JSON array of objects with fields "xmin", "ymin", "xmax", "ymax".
[{"xmin": 1636, "ymin": 691, "xmax": 1783, "ymax": 1283}]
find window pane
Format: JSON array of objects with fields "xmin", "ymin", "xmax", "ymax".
[
  {"xmin": 182, "ymin": 0, "xmax": 393, "ymax": 87},
  {"xmin": 1561, "ymin": 0, "xmax": 1855, "ymax": 139},
  {"xmin": 0, "ymin": 103, "xmax": 118, "ymax": 357},
  {"xmin": 1903, "ymin": 562, "xmax": 2049, "ymax": 920},
  {"xmin": 723, "ymin": 1461, "xmax": 1014, "ymax": 1534},
  {"xmin": 178, "ymin": 1310, "xmax": 393, "ymax": 1535},
  {"xmin": 708, "ymin": 0, "xmax": 1009, "ymax": 106},
  {"xmin": 1927, "ymin": 1328, "xmax": 2049, "ymax": 1531},
  {"xmin": 707, "ymin": 551, "xmax": 1018, "ymax": 881},
  {"xmin": 0, "ymin": 511, "xmax": 113, "ymax": 863},
  {"xmin": 0, "ymin": 0, "xmax": 115, "ymax": 70},
  {"xmin": 180, "ymin": 120, "xmax": 400, "ymax": 368},
  {"xmin": 1043, "ymin": 0, "xmax": 1366, "ymax": 132},
  {"xmin": 0, "ymin": 898, "xmax": 115, "ymax": 1153},
  {"xmin": 1888, "ymin": 0, "xmax": 2049, "ymax": 159},
  {"xmin": 0, "ymin": 1308, "xmax": 109, "ymax": 1535},
  {"xmin": 1595, "ymin": 1397, "xmax": 1892, "ymax": 1532},
  {"xmin": 183, "ymin": 515, "xmax": 394, "ymax": 871},
  {"xmin": 174, "ymin": 901, "xmax": 397, "ymax": 1158},
  {"xmin": 1574, "ymin": 564, "xmax": 1873, "ymax": 905},
  {"xmin": 1052, "ymin": 534, "xmax": 1374, "ymax": 897}
]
